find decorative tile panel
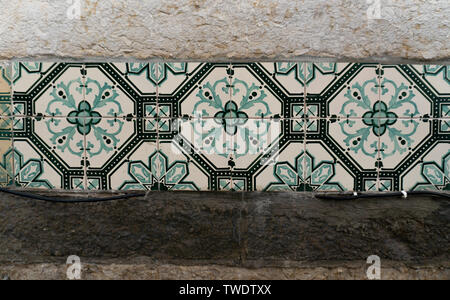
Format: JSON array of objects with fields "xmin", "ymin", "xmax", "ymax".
[{"xmin": 3, "ymin": 62, "xmax": 448, "ymax": 192}]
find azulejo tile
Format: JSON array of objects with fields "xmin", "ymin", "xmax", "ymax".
[
  {"xmin": 160, "ymin": 62, "xmax": 304, "ymax": 120},
  {"xmin": 305, "ymin": 141, "xmax": 363, "ymax": 192},
  {"xmin": 252, "ymin": 141, "xmax": 305, "ymax": 191},
  {"xmin": 83, "ymin": 64, "xmax": 138, "ymax": 118},
  {"xmin": 227, "ymin": 63, "xmax": 285, "ymax": 119},
  {"xmin": 108, "ymin": 140, "xmax": 159, "ymax": 191},
  {"xmin": 380, "ymin": 119, "xmax": 450, "ymax": 192},
  {"xmin": 379, "ymin": 118, "xmax": 432, "ymax": 170},
  {"xmin": 12, "ymin": 116, "xmax": 85, "ymax": 189},
  {"xmin": 259, "ymin": 62, "xmax": 306, "ymax": 95},
  {"xmin": 410, "ymin": 65, "xmax": 450, "ymax": 95},
  {"xmin": 85, "ymin": 117, "xmax": 144, "ymax": 190},
  {"xmin": 12, "ymin": 62, "xmax": 151, "ymax": 119},
  {"xmin": 307, "ymin": 63, "xmax": 380, "ymax": 119},
  {"xmin": 379, "ymin": 65, "xmax": 434, "ymax": 119},
  {"xmin": 12, "ymin": 62, "xmax": 83, "ymax": 117},
  {"xmin": 110, "ymin": 63, "xmax": 157, "ymax": 96},
  {"xmin": 4, "ymin": 62, "xmax": 449, "ymax": 194},
  {"xmin": 305, "ymin": 118, "xmax": 380, "ymax": 192},
  {"xmin": 0, "ymin": 64, "xmax": 11, "ymax": 117},
  {"xmin": 304, "ymin": 62, "xmax": 352, "ymax": 95},
  {"xmin": 160, "ymin": 63, "xmax": 230, "ymax": 119},
  {"xmin": 158, "ymin": 117, "xmax": 232, "ymax": 191},
  {"xmin": 0, "ymin": 116, "xmax": 13, "ymax": 187},
  {"xmin": 235, "ymin": 119, "xmax": 304, "ymax": 191}
]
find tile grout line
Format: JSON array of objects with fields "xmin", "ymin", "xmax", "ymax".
[
  {"xmin": 229, "ymin": 62, "xmax": 234, "ymax": 192},
  {"xmin": 82, "ymin": 64, "xmax": 88, "ymax": 191},
  {"xmin": 303, "ymin": 62, "xmax": 308, "ymax": 192},
  {"xmin": 377, "ymin": 63, "xmax": 382, "ymax": 192},
  {"xmin": 9, "ymin": 63, "xmax": 16, "ymax": 188},
  {"xmin": 156, "ymin": 62, "xmax": 161, "ymax": 192}
]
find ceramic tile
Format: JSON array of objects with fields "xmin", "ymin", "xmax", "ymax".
[
  {"xmin": 380, "ymin": 119, "xmax": 449, "ymax": 191},
  {"xmin": 0, "ymin": 115, "xmax": 13, "ymax": 187},
  {"xmin": 304, "ymin": 63, "xmax": 352, "ymax": 95},
  {"xmin": 410, "ymin": 65, "xmax": 450, "ymax": 96},
  {"xmin": 0, "ymin": 65, "xmax": 13, "ymax": 186},
  {"xmin": 305, "ymin": 118, "xmax": 380, "ymax": 192},
  {"xmin": 251, "ymin": 62, "xmax": 305, "ymax": 119},
  {"xmin": 0, "ymin": 64, "xmax": 11, "ymax": 117},
  {"xmin": 12, "ymin": 116, "xmax": 85, "ymax": 189},
  {"xmin": 252, "ymin": 140, "xmax": 305, "ymax": 191},
  {"xmin": 235, "ymin": 119, "xmax": 305, "ymax": 191},
  {"xmin": 83, "ymin": 63, "xmax": 145, "ymax": 118},
  {"xmin": 158, "ymin": 62, "xmax": 230, "ymax": 119},
  {"xmin": 379, "ymin": 65, "xmax": 434, "ymax": 119},
  {"xmin": 109, "ymin": 63, "xmax": 157, "ymax": 96},
  {"xmin": 227, "ymin": 63, "xmax": 286, "ymax": 119},
  {"xmin": 12, "ymin": 62, "xmax": 84, "ymax": 117},
  {"xmin": 379, "ymin": 118, "xmax": 432, "ymax": 171},
  {"xmin": 4, "ymin": 62, "xmax": 448, "ymax": 193},
  {"xmin": 159, "ymin": 62, "xmax": 306, "ymax": 120},
  {"xmin": 258, "ymin": 62, "xmax": 306, "ymax": 95},
  {"xmin": 158, "ymin": 118, "xmax": 232, "ymax": 191},
  {"xmin": 85, "ymin": 117, "xmax": 144, "ymax": 190},
  {"xmin": 307, "ymin": 63, "xmax": 380, "ymax": 119},
  {"xmin": 107, "ymin": 139, "xmax": 159, "ymax": 191},
  {"xmin": 304, "ymin": 141, "xmax": 367, "ymax": 192}
]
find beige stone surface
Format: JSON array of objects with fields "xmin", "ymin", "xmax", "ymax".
[
  {"xmin": 0, "ymin": 0, "xmax": 448, "ymax": 61},
  {"xmin": 1, "ymin": 260, "xmax": 448, "ymax": 280}
]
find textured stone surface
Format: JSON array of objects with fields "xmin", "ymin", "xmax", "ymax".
[
  {"xmin": 0, "ymin": 0, "xmax": 448, "ymax": 61},
  {"xmin": 0, "ymin": 191, "xmax": 448, "ymax": 272},
  {"xmin": 1, "ymin": 260, "xmax": 448, "ymax": 280}
]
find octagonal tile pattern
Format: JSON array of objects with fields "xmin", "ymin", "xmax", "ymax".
[{"xmin": 0, "ymin": 62, "xmax": 447, "ymax": 191}]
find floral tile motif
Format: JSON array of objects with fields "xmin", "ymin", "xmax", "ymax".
[
  {"xmin": 12, "ymin": 117, "xmax": 85, "ymax": 189},
  {"xmin": 159, "ymin": 63, "xmax": 230, "ymax": 119},
  {"xmin": 12, "ymin": 62, "xmax": 157, "ymax": 119},
  {"xmin": 381, "ymin": 120, "xmax": 450, "ymax": 191},
  {"xmin": 253, "ymin": 141, "xmax": 306, "ymax": 191},
  {"xmin": 159, "ymin": 118, "xmax": 233, "ymax": 191},
  {"xmin": 159, "ymin": 62, "xmax": 304, "ymax": 120},
  {"xmin": 12, "ymin": 62, "xmax": 83, "ymax": 117},
  {"xmin": 0, "ymin": 117, "xmax": 12, "ymax": 187},
  {"xmin": 305, "ymin": 118, "xmax": 380, "ymax": 192},
  {"xmin": 307, "ymin": 63, "xmax": 380, "ymax": 119},
  {"xmin": 235, "ymin": 119, "xmax": 305, "ymax": 191},
  {"xmin": 86, "ymin": 117, "xmax": 151, "ymax": 190},
  {"xmin": 410, "ymin": 65, "xmax": 450, "ymax": 95},
  {"xmin": 379, "ymin": 65, "xmax": 434, "ymax": 119},
  {"xmin": 4, "ymin": 62, "xmax": 449, "ymax": 193}
]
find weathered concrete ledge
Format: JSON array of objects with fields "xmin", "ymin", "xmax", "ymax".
[
  {"xmin": 0, "ymin": 191, "xmax": 448, "ymax": 276},
  {"xmin": 1, "ymin": 260, "xmax": 448, "ymax": 280}
]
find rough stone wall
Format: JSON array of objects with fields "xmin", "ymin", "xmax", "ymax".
[{"xmin": 0, "ymin": 0, "xmax": 449, "ymax": 62}]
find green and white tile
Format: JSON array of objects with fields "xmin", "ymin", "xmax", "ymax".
[
  {"xmin": 379, "ymin": 65, "xmax": 434, "ymax": 119},
  {"xmin": 12, "ymin": 116, "xmax": 85, "ymax": 189},
  {"xmin": 380, "ymin": 119, "xmax": 449, "ymax": 191},
  {"xmin": 158, "ymin": 117, "xmax": 232, "ymax": 191},
  {"xmin": 5, "ymin": 61, "xmax": 450, "ymax": 193},
  {"xmin": 410, "ymin": 65, "xmax": 450, "ymax": 95},
  {"xmin": 305, "ymin": 118, "xmax": 380, "ymax": 192},
  {"xmin": 252, "ymin": 141, "xmax": 306, "ymax": 191},
  {"xmin": 85, "ymin": 117, "xmax": 143, "ymax": 190},
  {"xmin": 307, "ymin": 63, "xmax": 380, "ymax": 119}
]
